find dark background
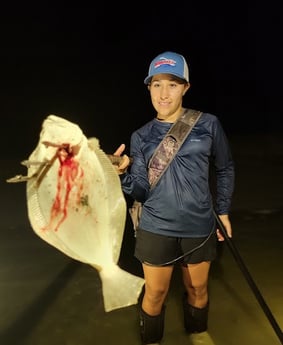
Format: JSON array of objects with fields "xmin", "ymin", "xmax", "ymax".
[
  {"xmin": 0, "ymin": 4, "xmax": 283, "ymax": 345},
  {"xmin": 1, "ymin": 2, "xmax": 282, "ymax": 160}
]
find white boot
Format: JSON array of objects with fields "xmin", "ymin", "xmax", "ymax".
[{"xmin": 189, "ymin": 331, "xmax": 216, "ymax": 345}]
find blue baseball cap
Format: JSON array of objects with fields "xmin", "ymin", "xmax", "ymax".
[{"xmin": 144, "ymin": 51, "xmax": 189, "ymax": 85}]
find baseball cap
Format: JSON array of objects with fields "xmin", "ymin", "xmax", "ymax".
[{"xmin": 144, "ymin": 51, "xmax": 189, "ymax": 85}]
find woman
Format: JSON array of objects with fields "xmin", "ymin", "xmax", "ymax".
[{"xmin": 114, "ymin": 51, "xmax": 235, "ymax": 345}]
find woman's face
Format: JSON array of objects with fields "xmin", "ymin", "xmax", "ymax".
[{"xmin": 148, "ymin": 73, "xmax": 190, "ymax": 121}]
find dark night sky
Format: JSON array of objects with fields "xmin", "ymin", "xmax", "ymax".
[{"xmin": 1, "ymin": 2, "xmax": 282, "ymax": 159}]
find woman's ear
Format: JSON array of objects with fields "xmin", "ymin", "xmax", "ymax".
[{"xmin": 183, "ymin": 83, "xmax": 191, "ymax": 96}]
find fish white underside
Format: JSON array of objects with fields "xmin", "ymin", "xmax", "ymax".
[{"xmin": 19, "ymin": 115, "xmax": 145, "ymax": 312}]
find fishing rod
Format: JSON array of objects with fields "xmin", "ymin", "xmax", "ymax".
[{"xmin": 213, "ymin": 210, "xmax": 283, "ymax": 344}]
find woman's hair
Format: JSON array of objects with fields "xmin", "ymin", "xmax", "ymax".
[{"xmin": 148, "ymin": 75, "xmax": 188, "ymax": 85}]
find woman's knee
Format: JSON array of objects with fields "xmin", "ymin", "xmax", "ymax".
[
  {"xmin": 184, "ymin": 283, "xmax": 208, "ymax": 308},
  {"xmin": 187, "ymin": 282, "xmax": 207, "ymax": 298},
  {"xmin": 142, "ymin": 286, "xmax": 168, "ymax": 315},
  {"xmin": 144, "ymin": 284, "xmax": 168, "ymax": 304}
]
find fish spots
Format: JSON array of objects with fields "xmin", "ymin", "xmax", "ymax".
[
  {"xmin": 80, "ymin": 194, "xmax": 89, "ymax": 206},
  {"xmin": 44, "ymin": 146, "xmax": 84, "ymax": 231}
]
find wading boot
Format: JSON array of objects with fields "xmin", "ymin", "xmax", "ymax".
[
  {"xmin": 183, "ymin": 294, "xmax": 209, "ymax": 333},
  {"xmin": 139, "ymin": 305, "xmax": 165, "ymax": 345}
]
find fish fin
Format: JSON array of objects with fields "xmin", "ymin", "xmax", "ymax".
[
  {"xmin": 87, "ymin": 137, "xmax": 100, "ymax": 151},
  {"xmin": 98, "ymin": 264, "xmax": 145, "ymax": 312},
  {"xmin": 90, "ymin": 144, "xmax": 127, "ymax": 263},
  {"xmin": 6, "ymin": 174, "xmax": 32, "ymax": 183}
]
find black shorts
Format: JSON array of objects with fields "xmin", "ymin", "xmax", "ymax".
[{"xmin": 134, "ymin": 228, "xmax": 217, "ymax": 266}]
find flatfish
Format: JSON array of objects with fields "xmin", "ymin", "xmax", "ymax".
[{"xmin": 7, "ymin": 114, "xmax": 145, "ymax": 312}]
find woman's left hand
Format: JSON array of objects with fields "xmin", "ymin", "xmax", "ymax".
[
  {"xmin": 113, "ymin": 144, "xmax": 130, "ymax": 175},
  {"xmin": 216, "ymin": 214, "xmax": 232, "ymax": 241}
]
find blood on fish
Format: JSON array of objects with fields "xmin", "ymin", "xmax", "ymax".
[{"xmin": 44, "ymin": 147, "xmax": 84, "ymax": 232}]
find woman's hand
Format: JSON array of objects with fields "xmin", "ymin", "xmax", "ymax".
[
  {"xmin": 113, "ymin": 144, "xmax": 130, "ymax": 175},
  {"xmin": 216, "ymin": 214, "xmax": 232, "ymax": 241}
]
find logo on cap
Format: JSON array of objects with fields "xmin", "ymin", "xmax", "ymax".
[{"xmin": 154, "ymin": 57, "xmax": 176, "ymax": 69}]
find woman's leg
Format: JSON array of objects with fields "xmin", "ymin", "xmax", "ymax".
[
  {"xmin": 142, "ymin": 264, "xmax": 174, "ymax": 314},
  {"xmin": 139, "ymin": 264, "xmax": 174, "ymax": 344},
  {"xmin": 181, "ymin": 261, "xmax": 211, "ymax": 333},
  {"xmin": 182, "ymin": 261, "xmax": 211, "ymax": 307}
]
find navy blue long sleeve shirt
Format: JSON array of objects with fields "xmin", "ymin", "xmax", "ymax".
[{"xmin": 120, "ymin": 111, "xmax": 235, "ymax": 238}]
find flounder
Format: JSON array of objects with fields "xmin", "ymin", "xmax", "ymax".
[{"xmin": 7, "ymin": 114, "xmax": 145, "ymax": 312}]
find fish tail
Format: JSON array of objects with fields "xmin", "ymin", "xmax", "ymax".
[{"xmin": 97, "ymin": 264, "xmax": 145, "ymax": 312}]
